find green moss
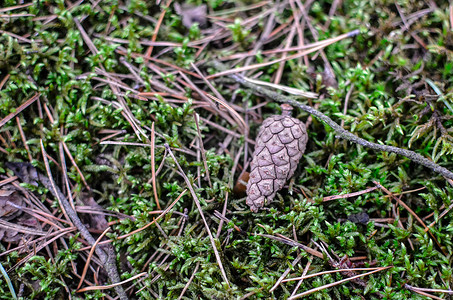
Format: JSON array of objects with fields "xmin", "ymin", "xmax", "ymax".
[{"xmin": 1, "ymin": 0, "xmax": 453, "ymax": 299}]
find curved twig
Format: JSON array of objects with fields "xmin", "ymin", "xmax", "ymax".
[{"xmin": 211, "ymin": 61, "xmax": 453, "ymax": 180}]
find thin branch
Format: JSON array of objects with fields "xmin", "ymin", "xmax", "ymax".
[
  {"xmin": 211, "ymin": 63, "xmax": 453, "ymax": 180},
  {"xmin": 39, "ymin": 141, "xmax": 128, "ymax": 300}
]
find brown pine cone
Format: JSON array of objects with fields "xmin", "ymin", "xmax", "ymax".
[{"xmin": 246, "ymin": 104, "xmax": 308, "ymax": 212}]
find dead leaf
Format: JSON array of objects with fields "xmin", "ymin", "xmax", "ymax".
[
  {"xmin": 0, "ymin": 186, "xmax": 23, "ymax": 220},
  {"xmin": 0, "ymin": 185, "xmax": 41, "ymax": 243},
  {"xmin": 79, "ymin": 192, "xmax": 109, "ymax": 232},
  {"xmin": 348, "ymin": 212, "xmax": 370, "ymax": 224},
  {"xmin": 174, "ymin": 3, "xmax": 208, "ymax": 29},
  {"xmin": 5, "ymin": 162, "xmax": 40, "ymax": 186},
  {"xmin": 322, "ymin": 64, "xmax": 338, "ymax": 89}
]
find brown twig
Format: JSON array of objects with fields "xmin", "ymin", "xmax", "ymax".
[
  {"xmin": 77, "ymin": 227, "xmax": 111, "ymax": 291},
  {"xmin": 144, "ymin": 0, "xmax": 172, "ymax": 58},
  {"xmin": 150, "ymin": 122, "xmax": 161, "ymax": 210},
  {"xmin": 374, "ymin": 181, "xmax": 447, "ymax": 256}
]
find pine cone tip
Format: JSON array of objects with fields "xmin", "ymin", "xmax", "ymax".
[{"xmin": 281, "ymin": 104, "xmax": 293, "ymax": 116}]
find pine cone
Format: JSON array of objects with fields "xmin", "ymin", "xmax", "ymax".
[{"xmin": 246, "ymin": 104, "xmax": 308, "ymax": 212}]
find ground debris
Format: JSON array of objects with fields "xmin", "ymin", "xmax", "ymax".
[{"xmin": 0, "ymin": 185, "xmax": 40, "ymax": 243}]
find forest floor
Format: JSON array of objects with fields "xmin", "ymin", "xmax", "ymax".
[{"xmin": 1, "ymin": 1, "xmax": 453, "ymax": 299}]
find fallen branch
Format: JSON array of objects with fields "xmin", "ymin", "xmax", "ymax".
[
  {"xmin": 6, "ymin": 143, "xmax": 128, "ymax": 300},
  {"xmin": 40, "ymin": 141, "xmax": 128, "ymax": 299},
  {"xmin": 210, "ymin": 61, "xmax": 453, "ymax": 180}
]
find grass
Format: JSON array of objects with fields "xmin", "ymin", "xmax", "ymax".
[{"xmin": 1, "ymin": 0, "xmax": 453, "ymax": 299}]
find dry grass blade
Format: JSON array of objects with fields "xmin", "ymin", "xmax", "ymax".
[
  {"xmin": 77, "ymin": 189, "xmax": 187, "ymax": 251},
  {"xmin": 75, "ymin": 19, "xmax": 147, "ymax": 141},
  {"xmin": 0, "ymin": 219, "xmax": 46, "ymax": 236},
  {"xmin": 0, "ymin": 13, "xmax": 35, "ymax": 18},
  {"xmin": 289, "ymin": 0, "xmax": 306, "ymax": 67},
  {"xmin": 374, "ymin": 181, "xmax": 447, "ymax": 255},
  {"xmin": 145, "ymin": 0, "xmax": 172, "ymax": 57},
  {"xmin": 274, "ymin": 25, "xmax": 297, "ymax": 83},
  {"xmin": 340, "ymin": 84, "xmax": 354, "ymax": 129},
  {"xmin": 269, "ymin": 254, "xmax": 303, "ymax": 292},
  {"xmin": 59, "ymin": 142, "xmax": 75, "ymax": 210},
  {"xmin": 213, "ymin": 210, "xmax": 247, "ymax": 235},
  {"xmin": 61, "ymin": 142, "xmax": 90, "ymax": 191},
  {"xmin": 405, "ymin": 284, "xmax": 453, "ymax": 299},
  {"xmin": 406, "ymin": 287, "xmax": 443, "ymax": 300},
  {"xmin": 9, "ymin": 227, "xmax": 76, "ymax": 270},
  {"xmin": 116, "ymin": 48, "xmax": 201, "ymax": 78},
  {"xmin": 207, "ymin": 30, "xmax": 359, "ymax": 78},
  {"xmin": 176, "ymin": 70, "xmax": 245, "ymax": 134},
  {"xmin": 0, "ymin": 2, "xmax": 33, "ymax": 13},
  {"xmin": 41, "ymin": 145, "xmax": 72, "ymax": 224},
  {"xmin": 193, "ymin": 113, "xmax": 212, "ymax": 188},
  {"xmin": 210, "ymin": 1, "xmax": 270, "ymax": 16},
  {"xmin": 205, "ymin": 93, "xmax": 247, "ymax": 133},
  {"xmin": 0, "ymin": 93, "xmax": 40, "ymax": 128},
  {"xmin": 258, "ymin": 233, "xmax": 323, "ymax": 259},
  {"xmin": 76, "ymin": 272, "xmax": 147, "ymax": 293},
  {"xmin": 100, "ymin": 140, "xmax": 197, "ymax": 156},
  {"xmin": 290, "ymin": 260, "xmax": 312, "ymax": 297},
  {"xmin": 216, "ymin": 192, "xmax": 228, "ymax": 239},
  {"xmin": 425, "ymin": 201, "xmax": 453, "ymax": 232},
  {"xmin": 16, "ymin": 116, "xmax": 32, "ymax": 162},
  {"xmin": 288, "ymin": 266, "xmax": 392, "ymax": 299},
  {"xmin": 190, "ymin": 62, "xmax": 227, "ymax": 102},
  {"xmin": 77, "ymin": 227, "xmax": 111, "ymax": 290},
  {"xmin": 243, "ymin": 77, "xmax": 318, "ymax": 98},
  {"xmin": 450, "ymin": 5, "xmax": 453, "ymax": 30},
  {"xmin": 406, "ymin": 284, "xmax": 453, "ymax": 294},
  {"xmin": 323, "ymin": 186, "xmax": 379, "ymax": 202},
  {"xmin": 0, "ymin": 176, "xmax": 18, "ymax": 187},
  {"xmin": 165, "ymin": 144, "xmax": 230, "ymax": 288},
  {"xmin": 177, "ymin": 261, "xmax": 200, "ymax": 300},
  {"xmin": 282, "ymin": 267, "xmax": 385, "ymax": 282},
  {"xmin": 150, "ymin": 122, "xmax": 161, "ymax": 210}
]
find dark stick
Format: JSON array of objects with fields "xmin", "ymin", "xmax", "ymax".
[
  {"xmin": 38, "ymin": 142, "xmax": 128, "ymax": 300},
  {"xmin": 211, "ymin": 61, "xmax": 453, "ymax": 181}
]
